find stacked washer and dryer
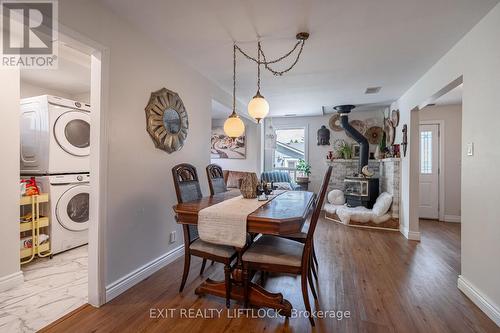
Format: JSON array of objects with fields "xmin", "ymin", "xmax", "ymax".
[{"xmin": 20, "ymin": 95, "xmax": 90, "ymax": 254}]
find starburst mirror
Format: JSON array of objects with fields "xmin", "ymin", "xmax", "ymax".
[{"xmin": 145, "ymin": 88, "xmax": 189, "ymax": 153}]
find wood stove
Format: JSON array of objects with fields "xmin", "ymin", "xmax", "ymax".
[{"xmin": 344, "ymin": 177, "xmax": 379, "ymax": 208}]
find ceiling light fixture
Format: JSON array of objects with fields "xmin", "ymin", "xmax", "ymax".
[
  {"xmin": 231, "ymin": 32, "xmax": 309, "ymax": 125},
  {"xmin": 223, "ymin": 45, "xmax": 245, "ymax": 138}
]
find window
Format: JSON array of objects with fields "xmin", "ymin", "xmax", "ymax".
[
  {"xmin": 273, "ymin": 127, "xmax": 306, "ymax": 180},
  {"xmin": 420, "ymin": 130, "xmax": 432, "ymax": 174}
]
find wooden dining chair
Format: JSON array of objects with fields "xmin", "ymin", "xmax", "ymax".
[
  {"xmin": 242, "ymin": 166, "xmax": 332, "ymax": 326},
  {"xmin": 206, "ymin": 164, "xmax": 227, "ymax": 195},
  {"xmin": 172, "ymin": 163, "xmax": 237, "ymax": 307}
]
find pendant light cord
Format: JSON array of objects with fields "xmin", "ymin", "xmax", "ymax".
[
  {"xmin": 231, "ymin": 43, "xmax": 237, "ymax": 117},
  {"xmin": 257, "ymin": 41, "xmax": 261, "ymax": 92},
  {"xmin": 234, "ymin": 37, "xmax": 306, "ymax": 77}
]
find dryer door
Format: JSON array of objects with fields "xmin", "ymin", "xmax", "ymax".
[
  {"xmin": 54, "ymin": 111, "xmax": 91, "ymax": 156},
  {"xmin": 56, "ymin": 184, "xmax": 90, "ymax": 231}
]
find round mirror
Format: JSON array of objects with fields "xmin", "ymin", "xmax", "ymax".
[{"xmin": 163, "ymin": 108, "xmax": 181, "ymax": 134}]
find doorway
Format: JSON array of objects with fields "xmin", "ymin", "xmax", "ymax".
[
  {"xmin": 0, "ymin": 28, "xmax": 106, "ymax": 332},
  {"xmin": 417, "ymin": 84, "xmax": 463, "ymax": 224},
  {"xmin": 419, "ymin": 123, "xmax": 440, "ymax": 219}
]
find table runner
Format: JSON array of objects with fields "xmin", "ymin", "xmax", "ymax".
[{"xmin": 198, "ymin": 191, "xmax": 285, "ymax": 248}]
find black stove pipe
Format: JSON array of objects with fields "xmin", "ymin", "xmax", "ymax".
[{"xmin": 334, "ymin": 105, "xmax": 369, "ymax": 174}]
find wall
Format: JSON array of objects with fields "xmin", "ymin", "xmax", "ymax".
[
  {"xmin": 20, "ymin": 81, "xmax": 90, "ymax": 103},
  {"xmin": 391, "ymin": 3, "xmax": 500, "ymax": 322},
  {"xmin": 20, "ymin": 81, "xmax": 76, "ymax": 100},
  {"xmin": 419, "ymin": 104, "xmax": 462, "ymax": 220},
  {"xmin": 211, "ymin": 117, "xmax": 261, "ymax": 174},
  {"xmin": 0, "ymin": 69, "xmax": 23, "ymax": 291},
  {"xmin": 264, "ymin": 111, "xmax": 385, "ymax": 193},
  {"xmin": 57, "ymin": 0, "xmax": 235, "ymax": 289}
]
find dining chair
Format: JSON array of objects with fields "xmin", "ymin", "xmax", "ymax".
[
  {"xmin": 206, "ymin": 164, "xmax": 227, "ymax": 195},
  {"xmin": 242, "ymin": 166, "xmax": 332, "ymax": 326},
  {"xmin": 172, "ymin": 163, "xmax": 237, "ymax": 307}
]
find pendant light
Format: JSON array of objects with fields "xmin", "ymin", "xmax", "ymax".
[
  {"xmin": 224, "ymin": 44, "xmax": 245, "ymax": 138},
  {"xmin": 247, "ymin": 41, "xmax": 269, "ymax": 123}
]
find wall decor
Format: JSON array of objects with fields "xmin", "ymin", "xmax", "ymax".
[
  {"xmin": 211, "ymin": 126, "xmax": 246, "ymax": 159},
  {"xmin": 329, "ymin": 114, "xmax": 343, "ymax": 132},
  {"xmin": 365, "ymin": 126, "xmax": 383, "ymax": 145},
  {"xmin": 145, "ymin": 88, "xmax": 188, "ymax": 154},
  {"xmin": 352, "ymin": 144, "xmax": 360, "ymax": 158},
  {"xmin": 346, "ymin": 119, "xmax": 367, "ymax": 140},
  {"xmin": 317, "ymin": 125, "xmax": 330, "ymax": 145},
  {"xmin": 402, "ymin": 124, "xmax": 408, "ymax": 157},
  {"xmin": 391, "ymin": 109, "xmax": 400, "ymax": 127},
  {"xmin": 384, "ymin": 118, "xmax": 395, "ymax": 146}
]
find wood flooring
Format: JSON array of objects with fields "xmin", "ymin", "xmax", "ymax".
[{"xmin": 40, "ymin": 218, "xmax": 499, "ymax": 333}]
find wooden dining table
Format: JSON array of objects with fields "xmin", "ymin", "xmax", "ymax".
[{"xmin": 173, "ymin": 189, "xmax": 316, "ymax": 316}]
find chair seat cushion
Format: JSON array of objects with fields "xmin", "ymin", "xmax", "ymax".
[
  {"xmin": 190, "ymin": 239, "xmax": 236, "ymax": 258},
  {"xmin": 243, "ymin": 235, "xmax": 304, "ymax": 267}
]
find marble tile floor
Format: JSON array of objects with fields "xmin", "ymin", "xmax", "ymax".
[{"xmin": 0, "ymin": 245, "xmax": 88, "ymax": 333}]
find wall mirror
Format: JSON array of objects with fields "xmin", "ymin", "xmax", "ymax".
[{"xmin": 145, "ymin": 88, "xmax": 189, "ymax": 153}]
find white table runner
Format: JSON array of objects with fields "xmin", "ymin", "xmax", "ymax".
[{"xmin": 198, "ymin": 191, "xmax": 284, "ymax": 248}]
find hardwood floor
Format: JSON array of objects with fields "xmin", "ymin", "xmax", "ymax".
[{"xmin": 40, "ymin": 218, "xmax": 499, "ymax": 333}]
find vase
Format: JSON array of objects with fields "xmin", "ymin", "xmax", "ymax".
[{"xmin": 240, "ymin": 173, "xmax": 258, "ymax": 199}]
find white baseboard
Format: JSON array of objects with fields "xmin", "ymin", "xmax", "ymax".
[
  {"xmin": 0, "ymin": 271, "xmax": 24, "ymax": 292},
  {"xmin": 444, "ymin": 215, "xmax": 461, "ymax": 223},
  {"xmin": 458, "ymin": 275, "xmax": 500, "ymax": 327},
  {"xmin": 400, "ymin": 227, "xmax": 421, "ymax": 241},
  {"xmin": 106, "ymin": 244, "xmax": 184, "ymax": 302}
]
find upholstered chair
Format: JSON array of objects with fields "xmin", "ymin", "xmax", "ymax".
[
  {"xmin": 172, "ymin": 163, "xmax": 237, "ymax": 307},
  {"xmin": 242, "ymin": 166, "xmax": 333, "ymax": 326}
]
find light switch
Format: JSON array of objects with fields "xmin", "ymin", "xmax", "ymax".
[
  {"xmin": 467, "ymin": 143, "xmax": 474, "ymax": 156},
  {"xmin": 169, "ymin": 231, "xmax": 176, "ymax": 243}
]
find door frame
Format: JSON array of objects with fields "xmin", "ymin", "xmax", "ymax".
[
  {"xmin": 58, "ymin": 25, "xmax": 110, "ymax": 307},
  {"xmin": 419, "ymin": 120, "xmax": 445, "ymax": 221}
]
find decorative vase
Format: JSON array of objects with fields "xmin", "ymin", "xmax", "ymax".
[{"xmin": 240, "ymin": 173, "xmax": 259, "ymax": 199}]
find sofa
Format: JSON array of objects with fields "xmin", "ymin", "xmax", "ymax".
[{"xmin": 260, "ymin": 171, "xmax": 300, "ymax": 190}]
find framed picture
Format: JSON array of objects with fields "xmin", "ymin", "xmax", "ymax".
[
  {"xmin": 352, "ymin": 143, "xmax": 360, "ymax": 158},
  {"xmin": 211, "ymin": 127, "xmax": 246, "ymax": 159}
]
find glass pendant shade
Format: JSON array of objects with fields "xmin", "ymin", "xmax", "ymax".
[
  {"xmin": 224, "ymin": 114, "xmax": 245, "ymax": 138},
  {"xmin": 248, "ymin": 92, "xmax": 269, "ymax": 123}
]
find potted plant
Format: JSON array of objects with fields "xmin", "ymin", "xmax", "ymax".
[
  {"xmin": 339, "ymin": 142, "xmax": 353, "ymax": 159},
  {"xmin": 296, "ymin": 159, "xmax": 311, "ymax": 183}
]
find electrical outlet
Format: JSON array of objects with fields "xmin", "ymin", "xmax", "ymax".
[
  {"xmin": 467, "ymin": 143, "xmax": 474, "ymax": 156},
  {"xmin": 169, "ymin": 231, "xmax": 176, "ymax": 243}
]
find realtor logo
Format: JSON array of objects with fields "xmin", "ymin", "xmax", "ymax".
[{"xmin": 1, "ymin": 0, "xmax": 58, "ymax": 68}]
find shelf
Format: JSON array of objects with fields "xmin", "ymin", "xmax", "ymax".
[
  {"xmin": 20, "ymin": 193, "xmax": 49, "ymax": 206},
  {"xmin": 20, "ymin": 217, "xmax": 49, "ymax": 233},
  {"xmin": 20, "ymin": 241, "xmax": 50, "ymax": 259}
]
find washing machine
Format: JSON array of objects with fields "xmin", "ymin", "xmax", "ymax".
[
  {"xmin": 34, "ymin": 174, "xmax": 90, "ymax": 254},
  {"xmin": 20, "ymin": 95, "xmax": 91, "ymax": 175}
]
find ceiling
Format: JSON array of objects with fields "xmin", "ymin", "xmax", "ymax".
[
  {"xmin": 102, "ymin": 0, "xmax": 498, "ymax": 117},
  {"xmin": 21, "ymin": 42, "xmax": 91, "ymax": 96}
]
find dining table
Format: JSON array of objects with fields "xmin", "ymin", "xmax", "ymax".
[{"xmin": 173, "ymin": 189, "xmax": 316, "ymax": 316}]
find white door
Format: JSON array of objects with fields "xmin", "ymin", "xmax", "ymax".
[{"xmin": 419, "ymin": 124, "xmax": 439, "ymax": 219}]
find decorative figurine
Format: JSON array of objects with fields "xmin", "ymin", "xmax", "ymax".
[
  {"xmin": 402, "ymin": 125, "xmax": 408, "ymax": 157},
  {"xmin": 317, "ymin": 125, "xmax": 330, "ymax": 145}
]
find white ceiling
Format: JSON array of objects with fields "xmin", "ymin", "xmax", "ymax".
[
  {"xmin": 212, "ymin": 99, "xmax": 232, "ymax": 119},
  {"xmin": 102, "ymin": 0, "xmax": 498, "ymax": 117},
  {"xmin": 21, "ymin": 42, "xmax": 91, "ymax": 96}
]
